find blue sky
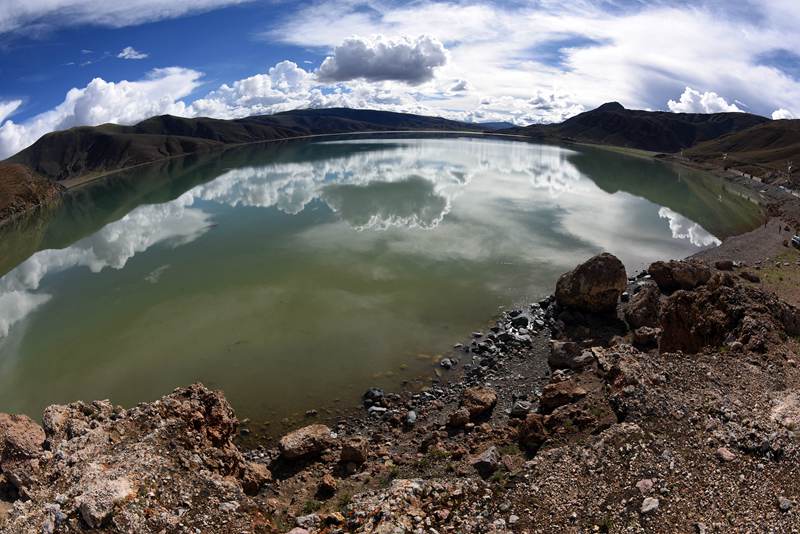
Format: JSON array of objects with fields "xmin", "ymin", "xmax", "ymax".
[
  {"xmin": 1, "ymin": 3, "xmax": 313, "ymax": 119},
  {"xmin": 0, "ymin": 0, "xmax": 799, "ymax": 158}
]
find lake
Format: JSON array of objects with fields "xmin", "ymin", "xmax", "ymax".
[{"xmin": 0, "ymin": 135, "xmax": 762, "ymax": 429}]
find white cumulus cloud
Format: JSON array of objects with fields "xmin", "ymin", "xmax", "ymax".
[
  {"xmin": 0, "ymin": 54, "xmax": 588, "ymax": 159},
  {"xmin": 0, "ymin": 67, "xmax": 201, "ymax": 159},
  {"xmin": 772, "ymin": 108, "xmax": 796, "ymax": 120},
  {"xmin": 317, "ymin": 35, "xmax": 447, "ymax": 85},
  {"xmin": 189, "ymin": 60, "xmax": 315, "ymax": 118},
  {"xmin": 667, "ymin": 87, "xmax": 742, "ymax": 114},
  {"xmin": 269, "ymin": 1, "xmax": 800, "ymax": 119},
  {"xmin": 189, "ymin": 59, "xmax": 447, "ymax": 120},
  {"xmin": 117, "ymin": 46, "xmax": 148, "ymax": 60}
]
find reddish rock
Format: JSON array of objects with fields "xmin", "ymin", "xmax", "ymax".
[
  {"xmin": 658, "ymin": 288, "xmax": 735, "ymax": 354},
  {"xmin": 648, "ymin": 260, "xmax": 711, "ymax": 293},
  {"xmin": 657, "ymin": 271, "xmax": 800, "ymax": 353},
  {"xmin": 539, "ymin": 381, "xmax": 587, "ymax": 414},
  {"xmin": 636, "ymin": 479, "xmax": 654, "ymax": 494},
  {"xmin": 279, "ymin": 424, "xmax": 334, "ymax": 460},
  {"xmin": 461, "ymin": 387, "xmax": 497, "ymax": 419},
  {"xmin": 178, "ymin": 386, "xmax": 239, "ymax": 447},
  {"xmin": 555, "ymin": 253, "xmax": 627, "ymax": 313},
  {"xmin": 447, "ymin": 407, "xmax": 471, "ymax": 428},
  {"xmin": 317, "ymin": 473, "xmax": 338, "ymax": 498},
  {"xmin": 240, "ymin": 461, "xmax": 272, "ymax": 495},
  {"xmin": 470, "ymin": 446, "xmax": 500, "ymax": 478},
  {"xmin": 545, "ymin": 403, "xmax": 614, "ymax": 436},
  {"xmin": 340, "ymin": 436, "xmax": 369, "ymax": 465},
  {"xmin": 1, "ymin": 458, "xmax": 40, "ymax": 498},
  {"xmin": 0, "ymin": 413, "xmax": 45, "ymax": 461},
  {"xmin": 518, "ymin": 414, "xmax": 548, "ymax": 452},
  {"xmin": 716, "ymin": 447, "xmax": 736, "ymax": 462}
]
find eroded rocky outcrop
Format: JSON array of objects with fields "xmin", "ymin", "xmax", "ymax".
[
  {"xmin": 620, "ymin": 260, "xmax": 800, "ymax": 354},
  {"xmin": 648, "ymin": 259, "xmax": 711, "ymax": 293},
  {"xmin": 0, "ymin": 384, "xmax": 272, "ymax": 533}
]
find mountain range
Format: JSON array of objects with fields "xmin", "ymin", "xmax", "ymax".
[
  {"xmin": 499, "ymin": 102, "xmax": 770, "ymax": 153},
  {"xmin": 6, "ymin": 108, "xmax": 487, "ymax": 183},
  {"xmin": 1, "ymin": 103, "xmax": 798, "ymax": 225}
]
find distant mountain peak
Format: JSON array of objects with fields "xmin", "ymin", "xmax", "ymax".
[
  {"xmin": 503, "ymin": 101, "xmax": 768, "ymax": 153},
  {"xmin": 595, "ymin": 102, "xmax": 626, "ymax": 112}
]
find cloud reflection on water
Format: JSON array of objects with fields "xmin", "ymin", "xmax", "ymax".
[
  {"xmin": 658, "ymin": 207, "xmax": 721, "ymax": 248},
  {"xmin": 0, "ymin": 138, "xmax": 720, "ymax": 339},
  {"xmin": 189, "ymin": 139, "xmax": 583, "ymax": 226},
  {"xmin": 0, "ymin": 196, "xmax": 211, "ymax": 337}
]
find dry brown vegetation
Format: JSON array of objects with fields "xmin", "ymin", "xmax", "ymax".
[{"xmin": 0, "ymin": 163, "xmax": 63, "ymax": 225}]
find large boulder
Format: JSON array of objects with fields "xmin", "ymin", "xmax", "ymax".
[
  {"xmin": 657, "ymin": 276, "xmax": 738, "ymax": 354},
  {"xmin": 648, "ymin": 260, "xmax": 711, "ymax": 294},
  {"xmin": 0, "ymin": 415, "xmax": 45, "ymax": 498},
  {"xmin": 279, "ymin": 424, "xmax": 334, "ymax": 460},
  {"xmin": 461, "ymin": 387, "xmax": 497, "ymax": 419},
  {"xmin": 555, "ymin": 253, "xmax": 627, "ymax": 313}
]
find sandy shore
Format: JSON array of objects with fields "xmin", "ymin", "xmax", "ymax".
[{"xmin": 692, "ymin": 217, "xmax": 792, "ymax": 264}]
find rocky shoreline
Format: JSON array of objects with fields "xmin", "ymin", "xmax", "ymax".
[{"xmin": 2, "ymin": 244, "xmax": 800, "ymax": 532}]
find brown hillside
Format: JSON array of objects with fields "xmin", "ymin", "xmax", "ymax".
[
  {"xmin": 6, "ymin": 108, "xmax": 486, "ymax": 183},
  {"xmin": 0, "ymin": 163, "xmax": 63, "ymax": 225},
  {"xmin": 684, "ymin": 119, "xmax": 800, "ymax": 184},
  {"xmin": 503, "ymin": 102, "xmax": 769, "ymax": 153}
]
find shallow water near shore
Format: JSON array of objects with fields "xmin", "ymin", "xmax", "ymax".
[{"xmin": 0, "ymin": 135, "xmax": 762, "ymax": 428}]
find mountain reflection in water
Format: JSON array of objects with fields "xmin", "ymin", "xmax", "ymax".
[{"xmin": 0, "ymin": 136, "xmax": 762, "ymax": 423}]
